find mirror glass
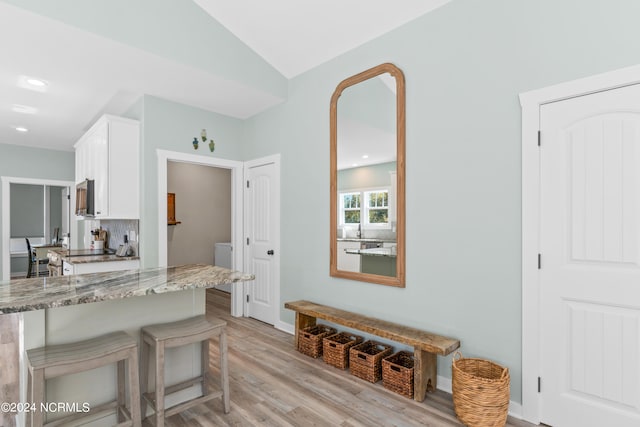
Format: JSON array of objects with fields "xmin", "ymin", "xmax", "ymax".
[{"xmin": 330, "ymin": 63, "xmax": 405, "ymax": 287}]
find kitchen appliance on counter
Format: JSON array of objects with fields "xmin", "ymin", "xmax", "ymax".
[{"xmin": 75, "ymin": 179, "xmax": 95, "ymax": 217}]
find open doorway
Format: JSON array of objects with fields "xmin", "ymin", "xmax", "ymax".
[
  {"xmin": 167, "ymin": 161, "xmax": 232, "ymax": 281},
  {"xmin": 1, "ymin": 177, "xmax": 76, "ymax": 281},
  {"xmin": 157, "ymin": 150, "xmax": 244, "ymax": 316}
]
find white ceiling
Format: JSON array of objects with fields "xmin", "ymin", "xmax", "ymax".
[
  {"xmin": 0, "ymin": 0, "xmax": 449, "ymax": 152},
  {"xmin": 194, "ymin": 0, "xmax": 451, "ymax": 78}
]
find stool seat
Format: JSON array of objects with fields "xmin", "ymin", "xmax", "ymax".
[
  {"xmin": 140, "ymin": 315, "xmax": 229, "ymax": 427},
  {"xmin": 142, "ymin": 315, "xmax": 226, "ymax": 343},
  {"xmin": 26, "ymin": 331, "xmax": 141, "ymax": 427}
]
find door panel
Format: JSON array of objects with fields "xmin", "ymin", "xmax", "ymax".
[
  {"xmin": 245, "ymin": 161, "xmax": 278, "ymax": 325},
  {"xmin": 540, "ymin": 84, "xmax": 640, "ymax": 427}
]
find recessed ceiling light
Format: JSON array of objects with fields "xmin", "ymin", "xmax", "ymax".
[
  {"xmin": 18, "ymin": 75, "xmax": 49, "ymax": 92},
  {"xmin": 362, "ymin": 155, "xmax": 369, "ymax": 159},
  {"xmin": 26, "ymin": 78, "xmax": 48, "ymax": 87},
  {"xmin": 12, "ymin": 104, "xmax": 38, "ymax": 114},
  {"xmin": 15, "ymin": 126, "xmax": 28, "ymax": 132},
  {"xmin": 352, "ymin": 163, "xmax": 359, "ymax": 167}
]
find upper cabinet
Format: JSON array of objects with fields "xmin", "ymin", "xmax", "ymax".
[{"xmin": 74, "ymin": 115, "xmax": 140, "ymax": 219}]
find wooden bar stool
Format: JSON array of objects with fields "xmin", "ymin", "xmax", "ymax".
[
  {"xmin": 140, "ymin": 315, "xmax": 229, "ymax": 427},
  {"xmin": 25, "ymin": 330, "xmax": 141, "ymax": 427}
]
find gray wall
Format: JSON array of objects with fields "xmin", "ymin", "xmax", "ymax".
[
  {"xmin": 167, "ymin": 161, "xmax": 231, "ymax": 266},
  {"xmin": 241, "ymin": 0, "xmax": 640, "ymax": 403}
]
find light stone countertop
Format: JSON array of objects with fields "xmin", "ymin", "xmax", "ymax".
[
  {"xmin": 0, "ymin": 264, "xmax": 254, "ymax": 314},
  {"xmin": 48, "ymin": 247, "xmax": 139, "ymax": 264},
  {"xmin": 344, "ymin": 247, "xmax": 397, "ymax": 257}
]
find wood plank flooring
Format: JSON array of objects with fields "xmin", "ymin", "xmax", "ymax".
[{"xmin": 154, "ymin": 290, "xmax": 536, "ymax": 427}]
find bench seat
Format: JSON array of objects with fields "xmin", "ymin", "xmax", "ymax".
[{"xmin": 285, "ymin": 300, "xmax": 460, "ymax": 402}]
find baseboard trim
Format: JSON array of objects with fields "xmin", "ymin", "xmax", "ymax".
[{"xmin": 276, "ymin": 320, "xmax": 524, "ymax": 420}]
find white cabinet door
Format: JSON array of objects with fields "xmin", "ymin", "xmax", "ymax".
[
  {"xmin": 337, "ymin": 241, "xmax": 360, "ymax": 272},
  {"xmin": 90, "ymin": 121, "xmax": 109, "ymax": 218}
]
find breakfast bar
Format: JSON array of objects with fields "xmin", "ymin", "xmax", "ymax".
[{"xmin": 0, "ymin": 264, "xmax": 254, "ymax": 427}]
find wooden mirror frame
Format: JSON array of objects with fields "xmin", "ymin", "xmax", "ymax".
[{"xmin": 330, "ymin": 63, "xmax": 406, "ymax": 287}]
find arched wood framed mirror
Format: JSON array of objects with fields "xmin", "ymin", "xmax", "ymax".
[{"xmin": 330, "ymin": 63, "xmax": 405, "ymax": 287}]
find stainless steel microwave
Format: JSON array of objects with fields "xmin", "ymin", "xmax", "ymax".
[{"xmin": 75, "ymin": 179, "xmax": 95, "ymax": 217}]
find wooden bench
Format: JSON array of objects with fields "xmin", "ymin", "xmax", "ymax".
[{"xmin": 284, "ymin": 300, "xmax": 460, "ymax": 402}]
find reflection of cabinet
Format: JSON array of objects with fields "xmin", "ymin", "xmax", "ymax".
[
  {"xmin": 337, "ymin": 241, "xmax": 361, "ymax": 272},
  {"xmin": 74, "ymin": 115, "xmax": 140, "ymax": 219}
]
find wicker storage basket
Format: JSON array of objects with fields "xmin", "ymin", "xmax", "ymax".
[
  {"xmin": 452, "ymin": 351, "xmax": 510, "ymax": 427},
  {"xmin": 298, "ymin": 324, "xmax": 337, "ymax": 358},
  {"xmin": 322, "ymin": 332, "xmax": 363, "ymax": 369},
  {"xmin": 382, "ymin": 351, "xmax": 414, "ymax": 398},
  {"xmin": 349, "ymin": 340, "xmax": 394, "ymax": 383}
]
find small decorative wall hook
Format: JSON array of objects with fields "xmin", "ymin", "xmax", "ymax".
[
  {"xmin": 201, "ymin": 129, "xmax": 207, "ymax": 143},
  {"xmin": 208, "ymin": 139, "xmax": 215, "ymax": 152},
  {"xmin": 192, "ymin": 137, "xmax": 198, "ymax": 150}
]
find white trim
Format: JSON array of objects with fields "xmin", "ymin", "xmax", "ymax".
[
  {"xmin": 156, "ymin": 149, "xmax": 244, "ymax": 316},
  {"xmin": 243, "ymin": 154, "xmax": 281, "ymax": 325},
  {"xmin": 519, "ymin": 63, "xmax": 640, "ymax": 424},
  {"xmin": 1, "ymin": 176, "xmax": 76, "ymax": 281}
]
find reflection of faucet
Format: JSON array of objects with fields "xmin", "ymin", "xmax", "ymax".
[{"xmin": 357, "ymin": 223, "xmax": 362, "ymax": 239}]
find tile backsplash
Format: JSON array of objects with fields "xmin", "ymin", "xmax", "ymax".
[{"xmin": 98, "ymin": 219, "xmax": 139, "ymax": 255}]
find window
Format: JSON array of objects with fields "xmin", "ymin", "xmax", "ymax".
[
  {"xmin": 341, "ymin": 192, "xmax": 361, "ymax": 224},
  {"xmin": 365, "ymin": 190, "xmax": 388, "ymax": 224},
  {"xmin": 339, "ymin": 188, "xmax": 389, "ymax": 227}
]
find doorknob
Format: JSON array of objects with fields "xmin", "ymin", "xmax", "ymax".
[{"xmin": 267, "ymin": 250, "xmax": 274, "ymax": 255}]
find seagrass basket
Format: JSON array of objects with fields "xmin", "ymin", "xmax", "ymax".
[
  {"xmin": 297, "ymin": 324, "xmax": 336, "ymax": 358},
  {"xmin": 322, "ymin": 332, "xmax": 363, "ymax": 369},
  {"xmin": 349, "ymin": 340, "xmax": 393, "ymax": 383},
  {"xmin": 382, "ymin": 351, "xmax": 414, "ymax": 398},
  {"xmin": 452, "ymin": 351, "xmax": 510, "ymax": 427}
]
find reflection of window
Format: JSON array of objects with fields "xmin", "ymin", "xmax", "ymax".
[
  {"xmin": 339, "ymin": 188, "xmax": 389, "ymax": 227},
  {"xmin": 341, "ymin": 192, "xmax": 361, "ymax": 224},
  {"xmin": 365, "ymin": 190, "xmax": 388, "ymax": 224}
]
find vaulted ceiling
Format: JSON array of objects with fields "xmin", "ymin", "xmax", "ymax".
[{"xmin": 0, "ymin": 0, "xmax": 449, "ymax": 151}]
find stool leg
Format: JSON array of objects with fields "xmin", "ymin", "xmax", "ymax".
[
  {"xmin": 128, "ymin": 347, "xmax": 142, "ymax": 427},
  {"xmin": 26, "ymin": 368, "xmax": 33, "ymax": 427},
  {"xmin": 117, "ymin": 359, "xmax": 125, "ymax": 423},
  {"xmin": 139, "ymin": 336, "xmax": 149, "ymax": 419},
  {"xmin": 201, "ymin": 338, "xmax": 210, "ymax": 396},
  {"xmin": 155, "ymin": 341, "xmax": 166, "ymax": 427},
  {"xmin": 32, "ymin": 368, "xmax": 45, "ymax": 427},
  {"xmin": 220, "ymin": 330, "xmax": 230, "ymax": 414}
]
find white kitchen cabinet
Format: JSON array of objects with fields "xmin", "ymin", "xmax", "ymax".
[
  {"xmin": 337, "ymin": 241, "xmax": 361, "ymax": 272},
  {"xmin": 63, "ymin": 259, "xmax": 140, "ymax": 276},
  {"xmin": 74, "ymin": 115, "xmax": 140, "ymax": 219}
]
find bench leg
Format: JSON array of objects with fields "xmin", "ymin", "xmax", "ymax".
[
  {"xmin": 413, "ymin": 349, "xmax": 437, "ymax": 402},
  {"xmin": 294, "ymin": 313, "xmax": 316, "ymax": 349}
]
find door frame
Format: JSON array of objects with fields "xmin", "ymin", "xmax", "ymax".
[
  {"xmin": 1, "ymin": 176, "xmax": 76, "ymax": 281},
  {"xmin": 243, "ymin": 154, "xmax": 282, "ymax": 329},
  {"xmin": 156, "ymin": 149, "xmax": 244, "ymax": 315},
  {"xmin": 519, "ymin": 63, "xmax": 640, "ymax": 424}
]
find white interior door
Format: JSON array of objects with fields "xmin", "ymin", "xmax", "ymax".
[
  {"xmin": 244, "ymin": 157, "xmax": 280, "ymax": 325},
  {"xmin": 540, "ymin": 84, "xmax": 640, "ymax": 427}
]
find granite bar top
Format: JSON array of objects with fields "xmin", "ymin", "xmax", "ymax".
[
  {"xmin": 0, "ymin": 264, "xmax": 254, "ymax": 314},
  {"xmin": 48, "ymin": 248, "xmax": 139, "ymax": 264},
  {"xmin": 63, "ymin": 254, "xmax": 140, "ymax": 264}
]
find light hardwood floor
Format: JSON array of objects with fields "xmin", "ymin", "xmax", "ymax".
[{"xmin": 153, "ymin": 290, "xmax": 536, "ymax": 427}]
